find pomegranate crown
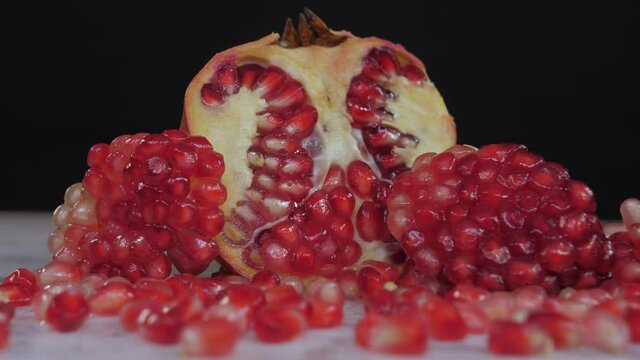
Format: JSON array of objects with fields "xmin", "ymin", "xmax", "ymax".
[{"xmin": 278, "ymin": 8, "xmax": 347, "ymax": 48}]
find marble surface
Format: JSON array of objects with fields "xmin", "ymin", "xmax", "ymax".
[{"xmin": 1, "ymin": 212, "xmax": 639, "ymax": 360}]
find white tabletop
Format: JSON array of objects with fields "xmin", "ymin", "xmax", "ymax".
[{"xmin": 0, "ymin": 212, "xmax": 639, "ymax": 360}]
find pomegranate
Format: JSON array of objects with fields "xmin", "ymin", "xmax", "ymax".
[
  {"xmin": 387, "ymin": 143, "xmax": 613, "ymax": 290},
  {"xmin": 181, "ymin": 9, "xmax": 455, "ymax": 279},
  {"xmin": 49, "ymin": 130, "xmax": 226, "ymax": 279}
]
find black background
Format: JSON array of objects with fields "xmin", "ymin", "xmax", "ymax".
[{"xmin": 0, "ymin": 1, "xmax": 637, "ymax": 219}]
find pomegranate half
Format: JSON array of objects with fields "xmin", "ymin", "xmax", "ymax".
[{"xmin": 182, "ymin": 9, "xmax": 456, "ymax": 279}]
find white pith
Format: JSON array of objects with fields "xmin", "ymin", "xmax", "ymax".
[{"xmin": 183, "ymin": 33, "xmax": 455, "ymax": 277}]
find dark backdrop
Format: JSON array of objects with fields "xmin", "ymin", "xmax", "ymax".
[{"xmin": 0, "ymin": 1, "xmax": 637, "ymax": 219}]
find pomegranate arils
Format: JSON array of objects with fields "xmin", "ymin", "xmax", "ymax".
[
  {"xmin": 51, "ymin": 130, "xmax": 226, "ymax": 278},
  {"xmin": 356, "ymin": 312, "xmax": 428, "ymax": 355},
  {"xmin": 489, "ymin": 321, "xmax": 552, "ymax": 355},
  {"xmin": 181, "ymin": 319, "xmax": 241, "ymax": 356},
  {"xmin": 254, "ymin": 307, "xmax": 306, "ymax": 343},
  {"xmin": 40, "ymin": 286, "xmax": 91, "ymax": 332},
  {"xmin": 388, "ymin": 144, "xmax": 612, "ymax": 290}
]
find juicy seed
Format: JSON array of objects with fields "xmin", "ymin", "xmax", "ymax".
[
  {"xmin": 355, "ymin": 312, "xmax": 428, "ymax": 355},
  {"xmin": 180, "ymin": 319, "xmax": 241, "ymax": 356},
  {"xmin": 254, "ymin": 307, "xmax": 306, "ymax": 343},
  {"xmin": 488, "ymin": 321, "xmax": 553, "ymax": 355}
]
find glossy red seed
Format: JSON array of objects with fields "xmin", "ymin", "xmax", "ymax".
[
  {"xmin": 356, "ymin": 312, "xmax": 428, "ymax": 355},
  {"xmin": 119, "ymin": 299, "xmax": 157, "ymax": 332},
  {"xmin": 3, "ymin": 268, "xmax": 38, "ymax": 294},
  {"xmin": 489, "ymin": 321, "xmax": 552, "ymax": 355},
  {"xmin": 254, "ymin": 307, "xmax": 306, "ymax": 343},
  {"xmin": 181, "ymin": 319, "xmax": 241, "ymax": 356},
  {"xmin": 0, "ymin": 284, "xmax": 32, "ymax": 307},
  {"xmin": 140, "ymin": 310, "xmax": 182, "ymax": 344},
  {"xmin": 45, "ymin": 289, "xmax": 90, "ymax": 332},
  {"xmin": 89, "ymin": 281, "xmax": 135, "ymax": 316},
  {"xmin": 527, "ymin": 311, "xmax": 580, "ymax": 348}
]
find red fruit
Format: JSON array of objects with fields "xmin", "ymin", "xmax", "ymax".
[
  {"xmin": 251, "ymin": 269, "xmax": 280, "ymax": 288},
  {"xmin": 203, "ymin": 304, "xmax": 251, "ymax": 333},
  {"xmin": 0, "ymin": 304, "xmax": 14, "ymax": 324},
  {"xmin": 181, "ymin": 10, "xmax": 455, "ymax": 279},
  {"xmin": 3, "ymin": 268, "xmax": 38, "ymax": 294},
  {"xmin": 0, "ymin": 323, "xmax": 7, "ymax": 350},
  {"xmin": 421, "ymin": 296, "xmax": 468, "ymax": 340},
  {"xmin": 306, "ymin": 299, "xmax": 343, "ymax": 328},
  {"xmin": 0, "ymin": 284, "xmax": 32, "ymax": 307},
  {"xmin": 454, "ymin": 302, "xmax": 490, "ymax": 334},
  {"xmin": 388, "ymin": 144, "xmax": 611, "ymax": 290},
  {"xmin": 488, "ymin": 320, "xmax": 553, "ymax": 355},
  {"xmin": 216, "ymin": 284, "xmax": 265, "ymax": 317},
  {"xmin": 625, "ymin": 309, "xmax": 640, "ymax": 342},
  {"xmin": 89, "ymin": 281, "xmax": 135, "ymax": 315},
  {"xmin": 254, "ymin": 307, "xmax": 306, "ymax": 343},
  {"xmin": 527, "ymin": 311, "xmax": 580, "ymax": 348},
  {"xmin": 119, "ymin": 299, "xmax": 158, "ymax": 332},
  {"xmin": 180, "ymin": 319, "xmax": 241, "ymax": 356},
  {"xmin": 581, "ymin": 311, "xmax": 630, "ymax": 352},
  {"xmin": 49, "ymin": 130, "xmax": 226, "ymax": 279},
  {"xmin": 36, "ymin": 260, "xmax": 83, "ymax": 287},
  {"xmin": 355, "ymin": 312, "xmax": 428, "ymax": 355},
  {"xmin": 40, "ymin": 286, "xmax": 91, "ymax": 332},
  {"xmin": 140, "ymin": 309, "xmax": 182, "ymax": 344}
]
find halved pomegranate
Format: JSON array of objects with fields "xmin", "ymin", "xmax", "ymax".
[{"xmin": 181, "ymin": 9, "xmax": 455, "ymax": 279}]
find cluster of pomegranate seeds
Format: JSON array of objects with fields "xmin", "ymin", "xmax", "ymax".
[
  {"xmin": 49, "ymin": 130, "xmax": 226, "ymax": 279},
  {"xmin": 347, "ymin": 48, "xmax": 424, "ymax": 178},
  {"xmin": 388, "ymin": 144, "xmax": 615, "ymax": 291}
]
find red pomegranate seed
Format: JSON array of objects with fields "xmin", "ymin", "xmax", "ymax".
[
  {"xmin": 254, "ymin": 307, "xmax": 306, "ymax": 343},
  {"xmin": 216, "ymin": 284, "xmax": 265, "ymax": 317},
  {"xmin": 134, "ymin": 278, "xmax": 175, "ymax": 303},
  {"xmin": 337, "ymin": 269, "xmax": 359, "ymax": 300},
  {"xmin": 119, "ymin": 299, "xmax": 157, "ymax": 332},
  {"xmin": 0, "ymin": 284, "xmax": 32, "ymax": 307},
  {"xmin": 251, "ymin": 269, "xmax": 280, "ymax": 289},
  {"xmin": 89, "ymin": 281, "xmax": 135, "ymax": 316},
  {"xmin": 307, "ymin": 300, "xmax": 343, "ymax": 328},
  {"xmin": 181, "ymin": 318, "xmax": 241, "ymax": 356},
  {"xmin": 581, "ymin": 311, "xmax": 630, "ymax": 352},
  {"xmin": 3, "ymin": 268, "xmax": 38, "ymax": 294},
  {"xmin": 454, "ymin": 302, "xmax": 490, "ymax": 334},
  {"xmin": 0, "ymin": 303, "xmax": 15, "ymax": 324},
  {"xmin": 445, "ymin": 284, "xmax": 489, "ymax": 303},
  {"xmin": 140, "ymin": 309, "xmax": 182, "ymax": 344},
  {"xmin": 36, "ymin": 261, "xmax": 83, "ymax": 287},
  {"xmin": 263, "ymin": 285, "xmax": 308, "ymax": 313},
  {"xmin": 347, "ymin": 161, "xmax": 378, "ymax": 198},
  {"xmin": 489, "ymin": 320, "xmax": 553, "ymax": 355},
  {"xmin": 44, "ymin": 287, "xmax": 90, "ymax": 332},
  {"xmin": 0, "ymin": 323, "xmax": 8, "ymax": 350},
  {"xmin": 355, "ymin": 312, "xmax": 428, "ymax": 355},
  {"xmin": 203, "ymin": 303, "xmax": 250, "ymax": 333},
  {"xmin": 625, "ymin": 309, "xmax": 640, "ymax": 342},
  {"xmin": 527, "ymin": 311, "xmax": 580, "ymax": 348},
  {"xmin": 422, "ymin": 296, "xmax": 468, "ymax": 340}
]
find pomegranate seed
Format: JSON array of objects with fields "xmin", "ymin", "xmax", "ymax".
[
  {"xmin": 140, "ymin": 309, "xmax": 182, "ymax": 344},
  {"xmin": 89, "ymin": 281, "xmax": 135, "ymax": 316},
  {"xmin": 306, "ymin": 300, "xmax": 343, "ymax": 328},
  {"xmin": 181, "ymin": 319, "xmax": 241, "ymax": 356},
  {"xmin": 422, "ymin": 296, "xmax": 468, "ymax": 340},
  {"xmin": 527, "ymin": 311, "xmax": 580, "ymax": 349},
  {"xmin": 3, "ymin": 268, "xmax": 38, "ymax": 294},
  {"xmin": 489, "ymin": 320, "xmax": 553, "ymax": 355},
  {"xmin": 254, "ymin": 307, "xmax": 306, "ymax": 343},
  {"xmin": 0, "ymin": 323, "xmax": 8, "ymax": 350},
  {"xmin": 44, "ymin": 287, "xmax": 90, "ymax": 332},
  {"xmin": 119, "ymin": 299, "xmax": 158, "ymax": 332},
  {"xmin": 356, "ymin": 312, "xmax": 428, "ymax": 355},
  {"xmin": 454, "ymin": 302, "xmax": 490, "ymax": 334},
  {"xmin": 582, "ymin": 311, "xmax": 630, "ymax": 352},
  {"xmin": 0, "ymin": 284, "xmax": 32, "ymax": 307},
  {"xmin": 625, "ymin": 309, "xmax": 640, "ymax": 342},
  {"xmin": 216, "ymin": 284, "xmax": 265, "ymax": 317},
  {"xmin": 251, "ymin": 269, "xmax": 280, "ymax": 289}
]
